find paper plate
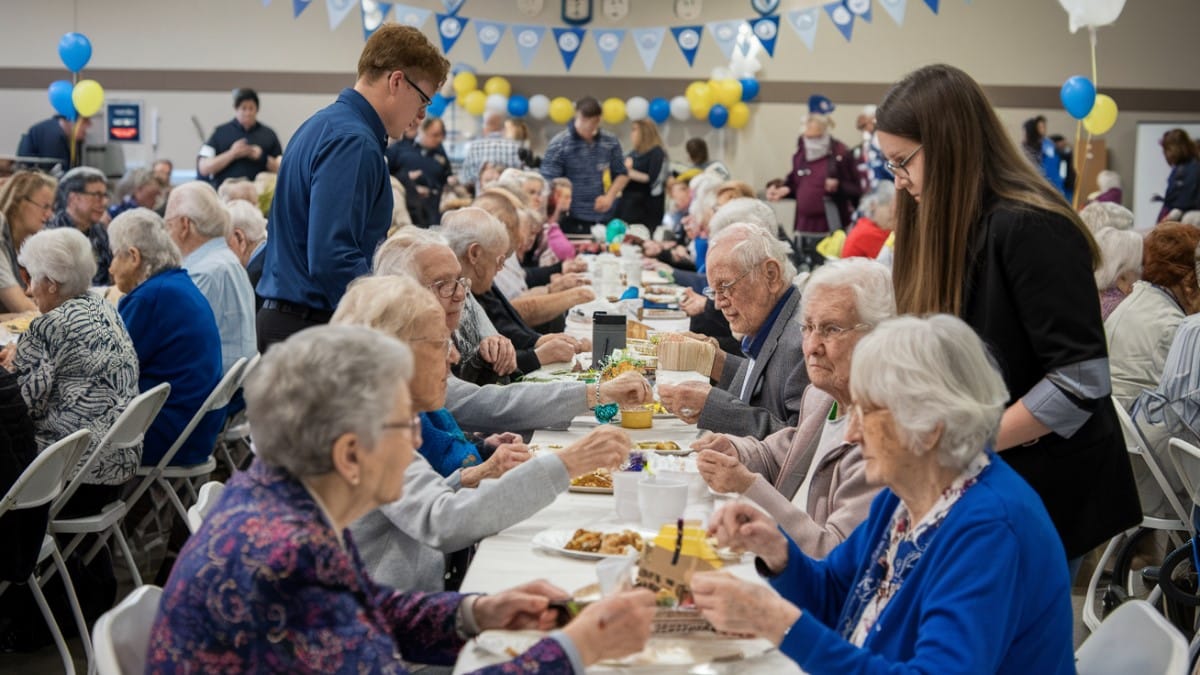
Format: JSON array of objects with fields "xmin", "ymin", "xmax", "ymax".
[
  {"xmin": 568, "ymin": 485, "xmax": 613, "ymax": 495},
  {"xmin": 531, "ymin": 528, "xmax": 642, "ymax": 561},
  {"xmin": 475, "ymin": 629, "xmax": 775, "ymax": 667}
]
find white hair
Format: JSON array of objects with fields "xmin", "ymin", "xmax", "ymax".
[
  {"xmin": 1079, "ymin": 201, "xmax": 1134, "ymax": 233},
  {"xmin": 1182, "ymin": 211, "xmax": 1200, "ymax": 227},
  {"xmin": 1092, "ymin": 227, "xmax": 1143, "ymax": 290},
  {"xmin": 710, "ymin": 198, "xmax": 779, "ymax": 238},
  {"xmin": 226, "ymin": 200, "xmax": 267, "ymax": 245},
  {"xmin": 170, "ymin": 181, "xmax": 231, "ymax": 239},
  {"xmin": 851, "ymin": 314, "xmax": 1010, "ymax": 472},
  {"xmin": 245, "ymin": 325, "xmax": 413, "ymax": 478},
  {"xmin": 373, "ymin": 227, "xmax": 450, "ymax": 277},
  {"xmin": 217, "ymin": 178, "xmax": 258, "ymax": 205},
  {"xmin": 709, "ymin": 222, "xmax": 797, "ymax": 282},
  {"xmin": 861, "ymin": 104, "xmax": 877, "ymax": 117},
  {"xmin": 108, "ymin": 207, "xmax": 183, "ymax": 278},
  {"xmin": 861, "ymin": 181, "xmax": 896, "ymax": 221},
  {"xmin": 801, "ymin": 257, "xmax": 896, "ymax": 328},
  {"xmin": 688, "ymin": 172, "xmax": 723, "ymax": 225},
  {"xmin": 1096, "ymin": 170, "xmax": 1121, "ymax": 193},
  {"xmin": 440, "ymin": 206, "xmax": 510, "ymax": 259},
  {"xmin": 17, "ymin": 227, "xmax": 96, "ymax": 297}
]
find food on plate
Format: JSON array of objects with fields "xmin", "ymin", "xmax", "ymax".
[
  {"xmin": 3, "ymin": 315, "xmax": 34, "ymax": 334},
  {"xmin": 635, "ymin": 440, "xmax": 681, "ymax": 451},
  {"xmin": 563, "ymin": 528, "xmax": 644, "ymax": 555},
  {"xmin": 570, "ymin": 468, "xmax": 612, "ymax": 489}
]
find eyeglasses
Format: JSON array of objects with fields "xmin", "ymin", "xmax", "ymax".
[
  {"xmin": 799, "ymin": 322, "xmax": 869, "ymax": 341},
  {"xmin": 22, "ymin": 197, "xmax": 53, "ymax": 213},
  {"xmin": 411, "ymin": 336, "xmax": 454, "ymax": 359},
  {"xmin": 428, "ymin": 276, "xmax": 471, "ymax": 298},
  {"xmin": 847, "ymin": 402, "xmax": 887, "ymax": 427},
  {"xmin": 884, "ymin": 145, "xmax": 922, "ymax": 179},
  {"xmin": 702, "ymin": 268, "xmax": 754, "ymax": 301},
  {"xmin": 381, "ymin": 415, "xmax": 423, "ymax": 442},
  {"xmin": 76, "ymin": 190, "xmax": 108, "ymax": 201},
  {"xmin": 401, "ymin": 72, "xmax": 433, "ymax": 108}
]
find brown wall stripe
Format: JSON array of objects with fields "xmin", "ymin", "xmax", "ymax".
[{"xmin": 3, "ymin": 68, "xmax": 1198, "ymax": 113}]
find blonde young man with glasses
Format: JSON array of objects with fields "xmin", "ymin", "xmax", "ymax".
[{"xmin": 47, "ymin": 166, "xmax": 112, "ymax": 285}]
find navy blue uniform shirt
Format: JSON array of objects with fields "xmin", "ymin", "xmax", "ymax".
[{"xmin": 198, "ymin": 119, "xmax": 282, "ymax": 187}]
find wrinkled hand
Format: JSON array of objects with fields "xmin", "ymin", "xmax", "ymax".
[
  {"xmin": 824, "ymin": 178, "xmax": 839, "ymax": 193},
  {"xmin": 548, "ymin": 273, "xmax": 589, "ymax": 293},
  {"xmin": 484, "ymin": 432, "xmax": 523, "ymax": 448},
  {"xmin": 594, "ymin": 194, "xmax": 614, "ymax": 213},
  {"xmin": 473, "ymin": 579, "xmax": 569, "ymax": 632},
  {"xmin": 696, "ymin": 449, "xmax": 756, "ymax": 495},
  {"xmin": 679, "ymin": 288, "xmax": 707, "ymax": 317},
  {"xmin": 706, "ymin": 501, "xmax": 789, "ymax": 572},
  {"xmin": 690, "ymin": 432, "xmax": 736, "ymax": 458},
  {"xmin": 535, "ymin": 337, "xmax": 576, "ymax": 366},
  {"xmin": 562, "ymin": 258, "xmax": 588, "ymax": 274},
  {"xmin": 598, "ymin": 371, "xmax": 652, "ymax": 407},
  {"xmin": 691, "ymin": 572, "xmax": 800, "ymax": 646},
  {"xmin": 476, "ymin": 443, "xmax": 531, "ymax": 481},
  {"xmin": 478, "ymin": 335, "xmax": 517, "ymax": 376},
  {"xmin": 657, "ymin": 381, "xmax": 711, "ymax": 424},
  {"xmin": 558, "ymin": 425, "xmax": 630, "ymax": 478},
  {"xmin": 562, "ymin": 589, "xmax": 656, "ymax": 666}
]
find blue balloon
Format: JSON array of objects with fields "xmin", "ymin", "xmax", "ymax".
[
  {"xmin": 739, "ymin": 78, "xmax": 760, "ymax": 102},
  {"xmin": 709, "ymin": 104, "xmax": 729, "ymax": 129},
  {"xmin": 1060, "ymin": 76, "xmax": 1097, "ymax": 120},
  {"xmin": 47, "ymin": 80, "xmax": 76, "ymax": 120},
  {"xmin": 648, "ymin": 97, "xmax": 670, "ymax": 124},
  {"xmin": 427, "ymin": 92, "xmax": 448, "ymax": 118},
  {"xmin": 507, "ymin": 94, "xmax": 529, "ymax": 118},
  {"xmin": 58, "ymin": 32, "xmax": 92, "ymax": 73}
]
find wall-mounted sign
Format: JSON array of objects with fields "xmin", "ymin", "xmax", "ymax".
[{"xmin": 107, "ymin": 102, "xmax": 141, "ymax": 142}]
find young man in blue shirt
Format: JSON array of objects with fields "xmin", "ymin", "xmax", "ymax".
[{"xmin": 539, "ymin": 97, "xmax": 628, "ymax": 235}]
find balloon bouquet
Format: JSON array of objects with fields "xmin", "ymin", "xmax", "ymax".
[{"xmin": 46, "ymin": 32, "xmax": 106, "ymax": 167}]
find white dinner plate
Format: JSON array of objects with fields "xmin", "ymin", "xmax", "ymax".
[
  {"xmin": 567, "ymin": 485, "xmax": 613, "ymax": 494},
  {"xmin": 475, "ymin": 629, "xmax": 775, "ymax": 668},
  {"xmin": 531, "ymin": 528, "xmax": 642, "ymax": 560}
]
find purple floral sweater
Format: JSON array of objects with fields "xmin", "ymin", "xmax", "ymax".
[{"xmin": 145, "ymin": 459, "xmax": 573, "ymax": 674}]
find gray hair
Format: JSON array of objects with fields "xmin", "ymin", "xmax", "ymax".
[
  {"xmin": 710, "ymin": 198, "xmax": 779, "ymax": 238},
  {"xmin": 114, "ymin": 168, "xmax": 157, "ymax": 201},
  {"xmin": 169, "ymin": 181, "xmax": 231, "ymax": 239},
  {"xmin": 226, "ymin": 200, "xmax": 267, "ymax": 245},
  {"xmin": 17, "ymin": 227, "xmax": 96, "ymax": 297},
  {"xmin": 850, "ymin": 314, "xmax": 1010, "ymax": 472},
  {"xmin": 1092, "ymin": 227, "xmax": 1143, "ymax": 290},
  {"xmin": 440, "ymin": 206, "xmax": 509, "ymax": 259},
  {"xmin": 688, "ymin": 172, "xmax": 722, "ymax": 225},
  {"xmin": 56, "ymin": 166, "xmax": 107, "ymax": 210},
  {"xmin": 491, "ymin": 175, "xmax": 531, "ymax": 209},
  {"xmin": 801, "ymin": 257, "xmax": 896, "ymax": 328},
  {"xmin": 709, "ymin": 222, "xmax": 797, "ymax": 281},
  {"xmin": 1096, "ymin": 170, "xmax": 1121, "ymax": 193},
  {"xmin": 245, "ymin": 325, "xmax": 414, "ymax": 478},
  {"xmin": 373, "ymin": 227, "xmax": 449, "ymax": 277},
  {"xmin": 1182, "ymin": 211, "xmax": 1200, "ymax": 227},
  {"xmin": 332, "ymin": 275, "xmax": 444, "ymax": 343},
  {"xmin": 861, "ymin": 181, "xmax": 896, "ymax": 221},
  {"xmin": 108, "ymin": 208, "xmax": 183, "ymax": 279},
  {"xmin": 217, "ymin": 178, "xmax": 259, "ymax": 205},
  {"xmin": 1079, "ymin": 201, "xmax": 1135, "ymax": 233}
]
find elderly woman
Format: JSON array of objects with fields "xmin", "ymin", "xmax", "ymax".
[
  {"xmin": 336, "ymin": 275, "xmax": 639, "ymax": 592},
  {"xmin": 108, "ymin": 167, "xmax": 163, "ymax": 220},
  {"xmin": 841, "ymin": 181, "xmax": 895, "ymax": 259},
  {"xmin": 1092, "ymin": 226, "xmax": 1143, "ymax": 320},
  {"xmin": 108, "ymin": 208, "xmax": 224, "ymax": 468},
  {"xmin": 1106, "ymin": 221, "xmax": 1200, "ymax": 409},
  {"xmin": 1080, "ymin": 200, "xmax": 1135, "ymax": 233},
  {"xmin": 0, "ymin": 171, "xmax": 56, "ymax": 312},
  {"xmin": 691, "ymin": 315, "xmax": 1075, "ymax": 673},
  {"xmin": 693, "ymin": 259, "xmax": 894, "ymax": 557},
  {"xmin": 147, "ymin": 325, "xmax": 656, "ymax": 672}
]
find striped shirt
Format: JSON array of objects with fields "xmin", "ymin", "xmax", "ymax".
[
  {"xmin": 459, "ymin": 133, "xmax": 523, "ymax": 190},
  {"xmin": 540, "ymin": 123, "xmax": 626, "ymax": 223}
]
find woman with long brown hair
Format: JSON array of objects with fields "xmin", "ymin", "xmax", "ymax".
[
  {"xmin": 0, "ymin": 171, "xmax": 56, "ymax": 312},
  {"xmin": 1158, "ymin": 128, "xmax": 1200, "ymax": 222},
  {"xmin": 614, "ymin": 119, "xmax": 669, "ymax": 230},
  {"xmin": 873, "ymin": 64, "xmax": 1140, "ymax": 577}
]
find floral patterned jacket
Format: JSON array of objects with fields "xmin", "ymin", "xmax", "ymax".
[{"xmin": 145, "ymin": 459, "xmax": 574, "ymax": 674}]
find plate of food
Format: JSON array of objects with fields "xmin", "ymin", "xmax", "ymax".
[
  {"xmin": 635, "ymin": 440, "xmax": 692, "ymax": 456},
  {"xmin": 475, "ymin": 629, "xmax": 775, "ymax": 667},
  {"xmin": 2, "ymin": 314, "xmax": 34, "ymax": 334},
  {"xmin": 641, "ymin": 308, "xmax": 688, "ymax": 320},
  {"xmin": 569, "ymin": 468, "xmax": 613, "ymax": 493},
  {"xmin": 531, "ymin": 527, "xmax": 645, "ymax": 560}
]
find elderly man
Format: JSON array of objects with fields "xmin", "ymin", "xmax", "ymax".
[
  {"xmin": 165, "ymin": 181, "xmax": 257, "ymax": 372},
  {"xmin": 460, "ymin": 111, "xmax": 523, "ymax": 193},
  {"xmin": 540, "ymin": 97, "xmax": 628, "ymax": 235},
  {"xmin": 694, "ymin": 258, "xmax": 894, "ymax": 557},
  {"xmin": 108, "ymin": 167, "xmax": 163, "ymax": 220},
  {"xmin": 225, "ymin": 200, "xmax": 268, "ymax": 296},
  {"xmin": 46, "ymin": 166, "xmax": 112, "ymax": 285},
  {"xmin": 659, "ymin": 223, "xmax": 808, "ymax": 438}
]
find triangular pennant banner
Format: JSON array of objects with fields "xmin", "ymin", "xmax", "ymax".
[
  {"xmin": 786, "ymin": 8, "xmax": 820, "ymax": 51},
  {"xmin": 878, "ymin": 0, "xmax": 906, "ymax": 25},
  {"xmin": 847, "ymin": 0, "xmax": 872, "ymax": 22},
  {"xmin": 436, "ymin": 12, "xmax": 468, "ymax": 53},
  {"xmin": 393, "ymin": 2, "xmax": 431, "ymax": 28},
  {"xmin": 749, "ymin": 16, "xmax": 780, "ymax": 57},
  {"xmin": 593, "ymin": 28, "xmax": 625, "ymax": 72},
  {"xmin": 327, "ymin": 0, "xmax": 356, "ymax": 30},
  {"xmin": 631, "ymin": 27, "xmax": 666, "ymax": 73},
  {"xmin": 825, "ymin": 2, "xmax": 855, "ymax": 41},
  {"xmin": 293, "ymin": 0, "xmax": 313, "ymax": 18},
  {"xmin": 361, "ymin": 0, "xmax": 389, "ymax": 39},
  {"xmin": 474, "ymin": 19, "xmax": 506, "ymax": 62},
  {"xmin": 512, "ymin": 24, "xmax": 546, "ymax": 69},
  {"xmin": 924, "ymin": 0, "xmax": 939, "ymax": 12},
  {"xmin": 441, "ymin": 0, "xmax": 465, "ymax": 13},
  {"xmin": 670, "ymin": 25, "xmax": 703, "ymax": 67},
  {"xmin": 706, "ymin": 20, "xmax": 743, "ymax": 61},
  {"xmin": 553, "ymin": 26, "xmax": 586, "ymax": 71}
]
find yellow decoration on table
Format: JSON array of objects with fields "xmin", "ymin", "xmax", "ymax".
[
  {"xmin": 452, "ymin": 71, "xmax": 478, "ymax": 97},
  {"xmin": 483, "ymin": 76, "xmax": 511, "ymax": 97},
  {"xmin": 549, "ymin": 96, "xmax": 575, "ymax": 124},
  {"xmin": 651, "ymin": 522, "xmax": 723, "ymax": 567}
]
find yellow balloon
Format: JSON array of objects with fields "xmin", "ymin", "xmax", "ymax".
[
  {"xmin": 690, "ymin": 100, "xmax": 712, "ymax": 120},
  {"xmin": 452, "ymin": 71, "xmax": 478, "ymax": 97},
  {"xmin": 483, "ymin": 76, "xmax": 511, "ymax": 98},
  {"xmin": 713, "ymin": 79, "xmax": 742, "ymax": 107},
  {"xmin": 549, "ymin": 97, "xmax": 575, "ymax": 124},
  {"xmin": 462, "ymin": 90, "xmax": 487, "ymax": 116},
  {"xmin": 71, "ymin": 79, "xmax": 104, "ymax": 118},
  {"xmin": 728, "ymin": 102, "xmax": 751, "ymax": 129},
  {"xmin": 1083, "ymin": 94, "xmax": 1118, "ymax": 135},
  {"xmin": 686, "ymin": 81, "xmax": 713, "ymax": 109},
  {"xmin": 601, "ymin": 97, "xmax": 626, "ymax": 125}
]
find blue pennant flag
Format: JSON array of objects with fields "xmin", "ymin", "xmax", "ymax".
[
  {"xmin": 592, "ymin": 28, "xmax": 625, "ymax": 73},
  {"xmin": 878, "ymin": 0, "xmax": 906, "ymax": 25},
  {"xmin": 706, "ymin": 20, "xmax": 742, "ymax": 61},
  {"xmin": 631, "ymin": 27, "xmax": 665, "ymax": 73},
  {"xmin": 361, "ymin": 1, "xmax": 391, "ymax": 39},
  {"xmin": 293, "ymin": 0, "xmax": 313, "ymax": 18},
  {"xmin": 512, "ymin": 24, "xmax": 546, "ymax": 69},
  {"xmin": 786, "ymin": 8, "xmax": 820, "ymax": 51},
  {"xmin": 670, "ymin": 25, "xmax": 703, "ymax": 67},
  {"xmin": 262, "ymin": 0, "xmax": 271, "ymax": 6},
  {"xmin": 847, "ymin": 0, "xmax": 872, "ymax": 22},
  {"xmin": 327, "ymin": 0, "xmax": 356, "ymax": 30},
  {"xmin": 825, "ymin": 2, "xmax": 855, "ymax": 42},
  {"xmin": 924, "ymin": 0, "xmax": 939, "ymax": 12},
  {"xmin": 441, "ymin": 0, "xmax": 465, "ymax": 13},
  {"xmin": 553, "ymin": 26, "xmax": 586, "ymax": 71},
  {"xmin": 749, "ymin": 16, "xmax": 780, "ymax": 56},
  {"xmin": 474, "ymin": 20, "xmax": 506, "ymax": 62},
  {"xmin": 393, "ymin": 3, "xmax": 431, "ymax": 28},
  {"xmin": 437, "ymin": 13, "xmax": 469, "ymax": 53}
]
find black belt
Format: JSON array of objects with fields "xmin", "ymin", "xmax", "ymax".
[{"xmin": 262, "ymin": 299, "xmax": 333, "ymax": 323}]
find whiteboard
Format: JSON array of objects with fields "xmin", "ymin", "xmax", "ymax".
[{"xmin": 1133, "ymin": 121, "xmax": 1200, "ymax": 230}]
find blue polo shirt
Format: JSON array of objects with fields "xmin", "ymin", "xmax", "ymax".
[
  {"xmin": 17, "ymin": 116, "xmax": 81, "ymax": 170},
  {"xmin": 256, "ymin": 88, "xmax": 392, "ymax": 312},
  {"xmin": 198, "ymin": 118, "xmax": 282, "ymax": 187},
  {"xmin": 741, "ymin": 286, "xmax": 796, "ymax": 358},
  {"xmin": 540, "ymin": 121, "xmax": 626, "ymax": 223}
]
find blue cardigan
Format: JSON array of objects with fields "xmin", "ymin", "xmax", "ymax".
[
  {"xmin": 418, "ymin": 408, "xmax": 482, "ymax": 478},
  {"xmin": 770, "ymin": 453, "xmax": 1075, "ymax": 674},
  {"xmin": 119, "ymin": 268, "xmax": 225, "ymax": 467}
]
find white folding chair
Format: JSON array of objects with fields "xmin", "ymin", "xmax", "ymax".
[
  {"xmin": 0, "ymin": 429, "xmax": 94, "ymax": 675},
  {"xmin": 215, "ymin": 353, "xmax": 260, "ymax": 474},
  {"xmin": 46, "ymin": 383, "xmax": 171, "ymax": 589},
  {"xmin": 92, "ymin": 584, "xmax": 162, "ymax": 675},
  {"xmin": 186, "ymin": 480, "xmax": 224, "ymax": 533},
  {"xmin": 1076, "ymin": 599, "xmax": 1189, "ymax": 674},
  {"xmin": 1167, "ymin": 438, "xmax": 1200, "ymax": 530}
]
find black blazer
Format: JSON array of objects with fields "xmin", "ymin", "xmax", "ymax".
[
  {"xmin": 475, "ymin": 286, "xmax": 542, "ymax": 375},
  {"xmin": 962, "ymin": 201, "xmax": 1140, "ymax": 558}
]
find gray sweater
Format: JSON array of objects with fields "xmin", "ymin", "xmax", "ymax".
[
  {"xmin": 445, "ymin": 375, "xmax": 587, "ymax": 433},
  {"xmin": 351, "ymin": 451, "xmax": 571, "ymax": 592}
]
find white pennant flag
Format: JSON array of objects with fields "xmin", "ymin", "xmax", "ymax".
[
  {"xmin": 878, "ymin": 0, "xmax": 907, "ymax": 26},
  {"xmin": 326, "ymin": 0, "xmax": 356, "ymax": 30}
]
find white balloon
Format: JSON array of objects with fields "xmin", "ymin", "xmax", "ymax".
[
  {"xmin": 626, "ymin": 96, "xmax": 649, "ymax": 121},
  {"xmin": 486, "ymin": 94, "xmax": 508, "ymax": 114},
  {"xmin": 669, "ymin": 96, "xmax": 691, "ymax": 122},
  {"xmin": 1056, "ymin": 0, "xmax": 1126, "ymax": 33},
  {"xmin": 729, "ymin": 50, "xmax": 763, "ymax": 80},
  {"xmin": 710, "ymin": 66, "xmax": 734, "ymax": 81},
  {"xmin": 528, "ymin": 94, "xmax": 550, "ymax": 120}
]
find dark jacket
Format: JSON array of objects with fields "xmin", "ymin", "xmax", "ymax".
[
  {"xmin": 0, "ymin": 369, "xmax": 40, "ymax": 583},
  {"xmin": 782, "ymin": 136, "xmax": 862, "ymax": 235}
]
